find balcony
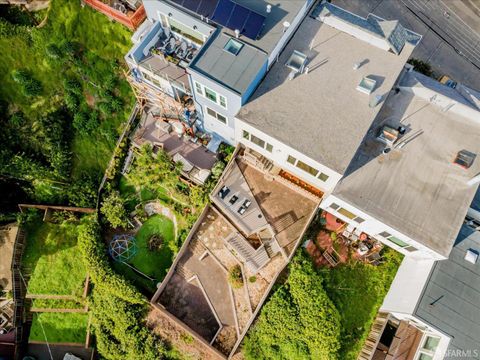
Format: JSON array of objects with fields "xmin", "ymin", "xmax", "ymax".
[
  {"xmin": 127, "ymin": 21, "xmax": 205, "ymax": 100},
  {"xmin": 83, "ymin": 0, "xmax": 146, "ymax": 30}
]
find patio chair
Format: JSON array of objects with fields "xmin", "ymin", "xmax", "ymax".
[{"xmin": 176, "ymin": 41, "xmax": 189, "ymax": 59}]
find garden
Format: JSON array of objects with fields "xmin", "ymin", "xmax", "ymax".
[
  {"xmin": 20, "ymin": 209, "xmax": 91, "ymax": 346},
  {"xmin": 242, "ymin": 245, "xmax": 403, "ymax": 360}
]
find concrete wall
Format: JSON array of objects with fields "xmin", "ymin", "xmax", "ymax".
[
  {"xmin": 320, "ymin": 194, "xmax": 447, "ymax": 260},
  {"xmin": 234, "ymin": 120, "xmax": 343, "ymax": 193},
  {"xmin": 267, "ymin": 0, "xmax": 315, "ymax": 67},
  {"xmin": 318, "ymin": 13, "xmax": 390, "ymax": 52}
]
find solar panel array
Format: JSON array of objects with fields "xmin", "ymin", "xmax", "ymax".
[
  {"xmin": 170, "ymin": 0, "xmax": 266, "ymax": 40},
  {"xmin": 170, "ymin": 0, "xmax": 219, "ymax": 19}
]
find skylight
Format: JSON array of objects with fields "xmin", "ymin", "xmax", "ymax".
[
  {"xmin": 357, "ymin": 76, "xmax": 377, "ymax": 94},
  {"xmin": 454, "ymin": 150, "xmax": 476, "ymax": 169},
  {"xmin": 286, "ymin": 50, "xmax": 307, "ymax": 73},
  {"xmin": 224, "ymin": 38, "xmax": 243, "ymax": 55}
]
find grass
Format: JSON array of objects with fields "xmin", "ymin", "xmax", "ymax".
[
  {"xmin": 113, "ymin": 214, "xmax": 176, "ymax": 293},
  {"xmin": 22, "ymin": 220, "xmax": 87, "ymax": 296},
  {"xmin": 322, "ymin": 248, "xmax": 403, "ymax": 359},
  {"xmin": 31, "ymin": 298, "xmax": 86, "ymax": 310},
  {"xmin": 0, "ymin": 0, "xmax": 135, "ymax": 197},
  {"xmin": 29, "ymin": 312, "xmax": 89, "ymax": 344}
]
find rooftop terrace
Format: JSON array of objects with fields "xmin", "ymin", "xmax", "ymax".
[{"xmin": 237, "ymin": 3, "xmax": 416, "ymax": 174}]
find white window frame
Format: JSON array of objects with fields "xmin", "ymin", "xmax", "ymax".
[
  {"xmin": 414, "ymin": 334, "xmax": 441, "ymax": 360},
  {"xmin": 194, "ymin": 81, "xmax": 227, "ymax": 109},
  {"xmin": 286, "ymin": 155, "xmax": 329, "ymax": 182},
  {"xmin": 205, "ymin": 106, "xmax": 227, "ymax": 124},
  {"xmin": 242, "ymin": 130, "xmax": 273, "ymax": 152}
]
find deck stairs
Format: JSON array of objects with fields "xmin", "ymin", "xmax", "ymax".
[
  {"xmin": 226, "ymin": 233, "xmax": 269, "ymax": 273},
  {"xmin": 357, "ymin": 311, "xmax": 390, "ymax": 360}
]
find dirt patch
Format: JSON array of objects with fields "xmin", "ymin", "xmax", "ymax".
[
  {"xmin": 212, "ymin": 325, "xmax": 237, "ymax": 355},
  {"xmin": 0, "ymin": 224, "xmax": 18, "ymax": 293},
  {"xmin": 147, "ymin": 307, "xmax": 223, "ymax": 360}
]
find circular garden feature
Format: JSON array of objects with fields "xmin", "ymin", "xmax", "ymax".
[{"xmin": 109, "ymin": 234, "xmax": 137, "ymax": 262}]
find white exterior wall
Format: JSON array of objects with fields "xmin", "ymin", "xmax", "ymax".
[
  {"xmin": 235, "ymin": 119, "xmax": 343, "ymax": 192},
  {"xmin": 189, "ymin": 70, "xmax": 241, "ymax": 144},
  {"xmin": 319, "ymin": 15, "xmax": 390, "ymax": 52},
  {"xmin": 267, "ymin": 0, "xmax": 314, "ymax": 67},
  {"xmin": 320, "ymin": 194, "xmax": 446, "ymax": 260}
]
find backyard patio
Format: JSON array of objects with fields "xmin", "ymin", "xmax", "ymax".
[{"xmin": 304, "ymin": 211, "xmax": 384, "ymax": 268}]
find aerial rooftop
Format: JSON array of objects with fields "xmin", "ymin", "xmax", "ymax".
[
  {"xmin": 415, "ymin": 223, "xmax": 480, "ymax": 352},
  {"xmin": 333, "ymin": 71, "xmax": 480, "ymax": 257},
  {"xmin": 169, "ymin": 0, "xmax": 309, "ymax": 95},
  {"xmin": 236, "ymin": 2, "xmax": 418, "ymax": 174}
]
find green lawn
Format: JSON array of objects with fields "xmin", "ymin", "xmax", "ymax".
[
  {"xmin": 113, "ymin": 214, "xmax": 176, "ymax": 293},
  {"xmin": 29, "ymin": 312, "xmax": 89, "ymax": 344},
  {"xmin": 22, "ymin": 220, "xmax": 87, "ymax": 296},
  {"xmin": 31, "ymin": 298, "xmax": 86, "ymax": 310}
]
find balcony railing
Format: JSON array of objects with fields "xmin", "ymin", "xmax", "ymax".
[{"xmin": 83, "ymin": 0, "xmax": 146, "ymax": 30}]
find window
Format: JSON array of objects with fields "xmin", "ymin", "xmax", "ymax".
[
  {"xmin": 206, "ymin": 107, "xmax": 227, "ymax": 124},
  {"xmin": 224, "ymin": 38, "xmax": 243, "ymax": 55},
  {"xmin": 250, "ymin": 134, "xmax": 266, "ymax": 148},
  {"xmin": 329, "ymin": 203, "xmax": 340, "ymax": 210},
  {"xmin": 296, "ymin": 160, "xmax": 319, "ymax": 177},
  {"xmin": 194, "ymin": 82, "xmax": 227, "ymax": 109},
  {"xmin": 219, "ymin": 95, "xmax": 227, "ymax": 108},
  {"xmin": 318, "ymin": 172, "xmax": 329, "ymax": 182},
  {"xmin": 243, "ymin": 131, "xmax": 272, "ymax": 152},
  {"xmin": 338, "ymin": 207, "xmax": 357, "ymax": 220},
  {"xmin": 379, "ymin": 232, "xmax": 412, "ymax": 249},
  {"xmin": 416, "ymin": 335, "xmax": 440, "ymax": 360},
  {"xmin": 204, "ymin": 87, "xmax": 217, "ymax": 102},
  {"xmin": 355, "ymin": 217, "xmax": 365, "ymax": 224},
  {"xmin": 405, "ymin": 245, "xmax": 418, "ymax": 252},
  {"xmin": 287, "ymin": 155, "xmax": 297, "ymax": 165},
  {"xmin": 379, "ymin": 231, "xmax": 391, "ymax": 238},
  {"xmin": 195, "ymin": 82, "xmax": 203, "ymax": 96}
]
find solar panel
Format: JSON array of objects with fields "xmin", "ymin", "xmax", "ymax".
[
  {"xmin": 197, "ymin": 0, "xmax": 219, "ymax": 18},
  {"xmin": 242, "ymin": 10, "xmax": 265, "ymax": 40},
  {"xmin": 170, "ymin": 0, "xmax": 219, "ymax": 18},
  {"xmin": 212, "ymin": 0, "xmax": 235, "ymax": 26},
  {"xmin": 226, "ymin": 4, "xmax": 250, "ymax": 32}
]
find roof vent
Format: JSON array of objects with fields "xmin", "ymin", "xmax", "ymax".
[
  {"xmin": 266, "ymin": 4, "xmax": 272, "ymax": 13},
  {"xmin": 282, "ymin": 21, "xmax": 290, "ymax": 33},
  {"xmin": 465, "ymin": 249, "xmax": 479, "ymax": 264},
  {"xmin": 377, "ymin": 125, "xmax": 399, "ymax": 147},
  {"xmin": 454, "ymin": 150, "xmax": 476, "ymax": 169}
]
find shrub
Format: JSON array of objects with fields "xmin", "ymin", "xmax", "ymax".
[
  {"xmin": 64, "ymin": 92, "xmax": 80, "ymax": 111},
  {"xmin": 45, "ymin": 43, "xmax": 63, "ymax": 60},
  {"xmin": 12, "ymin": 69, "xmax": 42, "ymax": 97},
  {"xmin": 228, "ymin": 265, "xmax": 243, "ymax": 289},
  {"xmin": 100, "ymin": 190, "xmax": 127, "ymax": 228},
  {"xmin": 243, "ymin": 252, "xmax": 341, "ymax": 360},
  {"xmin": 63, "ymin": 78, "xmax": 82, "ymax": 95},
  {"xmin": 407, "ymin": 58, "xmax": 433, "ymax": 77},
  {"xmin": 211, "ymin": 161, "xmax": 226, "ymax": 179},
  {"xmin": 248, "ymin": 276, "xmax": 257, "ymax": 283},
  {"xmin": 72, "ymin": 112, "xmax": 89, "ymax": 132}
]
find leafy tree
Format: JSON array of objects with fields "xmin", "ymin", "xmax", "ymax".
[
  {"xmin": 67, "ymin": 172, "xmax": 99, "ymax": 207},
  {"xmin": 101, "ymin": 190, "xmax": 127, "ymax": 228},
  {"xmin": 243, "ymin": 252, "xmax": 341, "ymax": 360},
  {"xmin": 407, "ymin": 58, "xmax": 433, "ymax": 77}
]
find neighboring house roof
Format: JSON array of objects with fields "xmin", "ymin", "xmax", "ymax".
[
  {"xmin": 189, "ymin": 32, "xmax": 267, "ymax": 94},
  {"xmin": 169, "ymin": 0, "xmax": 309, "ymax": 95},
  {"xmin": 312, "ymin": 3, "xmax": 421, "ymax": 54},
  {"xmin": 414, "ymin": 224, "xmax": 480, "ymax": 352},
  {"xmin": 236, "ymin": 7, "xmax": 414, "ymax": 174},
  {"xmin": 333, "ymin": 71, "xmax": 480, "ymax": 257}
]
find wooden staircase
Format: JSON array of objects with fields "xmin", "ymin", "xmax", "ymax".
[{"xmin": 357, "ymin": 311, "xmax": 390, "ymax": 360}]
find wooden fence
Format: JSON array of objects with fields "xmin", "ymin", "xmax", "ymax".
[{"xmin": 83, "ymin": 0, "xmax": 146, "ymax": 30}]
